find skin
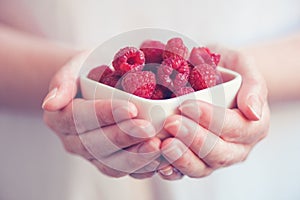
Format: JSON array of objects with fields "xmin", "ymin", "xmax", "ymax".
[
  {"xmin": 45, "ymin": 48, "xmax": 271, "ymax": 180},
  {"xmin": 1, "ymin": 23, "xmax": 299, "ymax": 179},
  {"xmin": 0, "ymin": 24, "xmax": 76, "ymax": 110},
  {"xmin": 159, "ymin": 49, "xmax": 270, "ymax": 179}
]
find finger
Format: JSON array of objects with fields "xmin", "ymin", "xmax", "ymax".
[
  {"xmin": 91, "ymin": 159, "xmax": 127, "ymax": 178},
  {"xmin": 58, "ymin": 134, "xmax": 94, "ymax": 160},
  {"xmin": 79, "ymin": 119, "xmax": 157, "ymax": 158},
  {"xmin": 73, "ymin": 99, "xmax": 138, "ymax": 134},
  {"xmin": 157, "ymin": 159, "xmax": 184, "ymax": 180},
  {"xmin": 43, "ymin": 98, "xmax": 138, "ymax": 134},
  {"xmin": 208, "ymin": 46, "xmax": 268, "ymax": 121},
  {"xmin": 158, "ymin": 165, "xmax": 184, "ymax": 181},
  {"xmin": 133, "ymin": 159, "xmax": 161, "ymax": 173},
  {"xmin": 164, "ymin": 115, "xmax": 250, "ymax": 169},
  {"xmin": 129, "ymin": 156, "xmax": 161, "ymax": 179},
  {"xmin": 129, "ymin": 172, "xmax": 155, "ymax": 179},
  {"xmin": 42, "ymin": 51, "xmax": 90, "ymax": 111},
  {"xmin": 179, "ymin": 100, "xmax": 268, "ymax": 144},
  {"xmin": 98, "ymin": 137, "xmax": 161, "ymax": 174},
  {"xmin": 235, "ymin": 60, "xmax": 267, "ymax": 121},
  {"xmin": 161, "ymin": 138, "xmax": 212, "ymax": 178}
]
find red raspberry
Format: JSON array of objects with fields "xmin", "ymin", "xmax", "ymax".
[
  {"xmin": 163, "ymin": 38, "xmax": 189, "ymax": 59},
  {"xmin": 151, "ymin": 85, "xmax": 172, "ymax": 100},
  {"xmin": 189, "ymin": 64, "xmax": 217, "ymax": 91},
  {"xmin": 87, "ymin": 65, "xmax": 113, "ymax": 82},
  {"xmin": 206, "ymin": 48, "xmax": 221, "ymax": 65},
  {"xmin": 121, "ymin": 71, "xmax": 156, "ymax": 99},
  {"xmin": 211, "ymin": 52, "xmax": 221, "ymax": 66},
  {"xmin": 142, "ymin": 63, "xmax": 160, "ymax": 74},
  {"xmin": 172, "ymin": 86, "xmax": 195, "ymax": 97},
  {"xmin": 112, "ymin": 47, "xmax": 145, "ymax": 74},
  {"xmin": 100, "ymin": 71, "xmax": 122, "ymax": 88},
  {"xmin": 140, "ymin": 40, "xmax": 165, "ymax": 64},
  {"xmin": 189, "ymin": 47, "xmax": 221, "ymax": 67},
  {"xmin": 157, "ymin": 56, "xmax": 190, "ymax": 89}
]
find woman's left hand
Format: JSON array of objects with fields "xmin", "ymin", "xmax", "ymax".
[{"xmin": 158, "ymin": 48, "xmax": 270, "ymax": 180}]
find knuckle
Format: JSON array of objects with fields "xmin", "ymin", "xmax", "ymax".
[
  {"xmin": 217, "ymin": 156, "xmax": 231, "ymax": 167},
  {"xmin": 189, "ymin": 169, "xmax": 213, "ymax": 178},
  {"xmin": 175, "ymin": 153, "xmax": 192, "ymax": 171},
  {"xmin": 43, "ymin": 112, "xmax": 61, "ymax": 133},
  {"xmin": 126, "ymin": 155, "xmax": 140, "ymax": 169},
  {"xmin": 212, "ymin": 151, "xmax": 234, "ymax": 168},
  {"xmin": 95, "ymin": 102, "xmax": 113, "ymax": 126},
  {"xmin": 61, "ymin": 106, "xmax": 77, "ymax": 133},
  {"xmin": 62, "ymin": 141, "xmax": 76, "ymax": 154},
  {"xmin": 112, "ymin": 131, "xmax": 130, "ymax": 148},
  {"xmin": 61, "ymin": 136, "xmax": 81, "ymax": 155},
  {"xmin": 44, "ymin": 104, "xmax": 78, "ymax": 135},
  {"xmin": 221, "ymin": 112, "xmax": 244, "ymax": 142}
]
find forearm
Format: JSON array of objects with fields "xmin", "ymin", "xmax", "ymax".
[
  {"xmin": 241, "ymin": 33, "xmax": 300, "ymax": 102},
  {"xmin": 0, "ymin": 24, "xmax": 78, "ymax": 110}
]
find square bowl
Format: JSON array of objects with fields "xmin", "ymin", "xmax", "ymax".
[{"xmin": 80, "ymin": 66, "xmax": 242, "ymax": 135}]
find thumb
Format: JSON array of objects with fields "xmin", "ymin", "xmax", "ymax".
[
  {"xmin": 42, "ymin": 51, "xmax": 90, "ymax": 111},
  {"xmin": 209, "ymin": 45, "xmax": 268, "ymax": 121},
  {"xmin": 235, "ymin": 55, "xmax": 268, "ymax": 121}
]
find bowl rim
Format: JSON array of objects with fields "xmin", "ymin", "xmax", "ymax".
[{"xmin": 80, "ymin": 66, "xmax": 242, "ymax": 103}]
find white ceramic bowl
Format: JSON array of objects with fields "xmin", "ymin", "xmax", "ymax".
[
  {"xmin": 79, "ymin": 28, "xmax": 242, "ymax": 135},
  {"xmin": 80, "ymin": 66, "xmax": 242, "ymax": 135}
]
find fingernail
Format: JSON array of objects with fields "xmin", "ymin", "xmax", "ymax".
[
  {"xmin": 130, "ymin": 121, "xmax": 156, "ymax": 138},
  {"xmin": 159, "ymin": 166, "xmax": 173, "ymax": 176},
  {"xmin": 247, "ymin": 94, "xmax": 262, "ymax": 120},
  {"xmin": 164, "ymin": 119, "xmax": 189, "ymax": 138},
  {"xmin": 42, "ymin": 87, "xmax": 58, "ymax": 109},
  {"xmin": 113, "ymin": 104, "xmax": 137, "ymax": 121},
  {"xmin": 178, "ymin": 102, "xmax": 202, "ymax": 123},
  {"xmin": 127, "ymin": 103, "xmax": 138, "ymax": 117}
]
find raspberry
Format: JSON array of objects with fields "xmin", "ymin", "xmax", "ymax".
[
  {"xmin": 189, "ymin": 64, "xmax": 217, "ymax": 91},
  {"xmin": 164, "ymin": 38, "xmax": 189, "ymax": 59},
  {"xmin": 189, "ymin": 47, "xmax": 221, "ymax": 67},
  {"xmin": 211, "ymin": 52, "xmax": 221, "ymax": 66},
  {"xmin": 172, "ymin": 86, "xmax": 195, "ymax": 97},
  {"xmin": 87, "ymin": 65, "xmax": 113, "ymax": 82},
  {"xmin": 157, "ymin": 56, "xmax": 190, "ymax": 89},
  {"xmin": 140, "ymin": 40, "xmax": 165, "ymax": 64},
  {"xmin": 142, "ymin": 63, "xmax": 160, "ymax": 74},
  {"xmin": 112, "ymin": 47, "xmax": 145, "ymax": 74},
  {"xmin": 121, "ymin": 71, "xmax": 156, "ymax": 99},
  {"xmin": 100, "ymin": 71, "xmax": 122, "ymax": 88},
  {"xmin": 151, "ymin": 85, "xmax": 172, "ymax": 100}
]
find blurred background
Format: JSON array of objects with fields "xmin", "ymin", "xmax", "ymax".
[{"xmin": 0, "ymin": 0, "xmax": 300, "ymax": 199}]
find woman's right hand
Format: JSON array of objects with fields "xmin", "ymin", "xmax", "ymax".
[{"xmin": 42, "ymin": 52, "xmax": 161, "ymax": 179}]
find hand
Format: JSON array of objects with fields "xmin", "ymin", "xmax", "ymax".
[
  {"xmin": 42, "ymin": 52, "xmax": 161, "ymax": 179},
  {"xmin": 158, "ymin": 47, "xmax": 270, "ymax": 180}
]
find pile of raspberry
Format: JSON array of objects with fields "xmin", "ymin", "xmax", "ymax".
[{"xmin": 87, "ymin": 38, "xmax": 221, "ymax": 99}]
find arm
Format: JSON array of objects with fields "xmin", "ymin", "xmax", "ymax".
[
  {"xmin": 242, "ymin": 32, "xmax": 300, "ymax": 101},
  {"xmin": 0, "ymin": 24, "xmax": 77, "ymax": 110}
]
